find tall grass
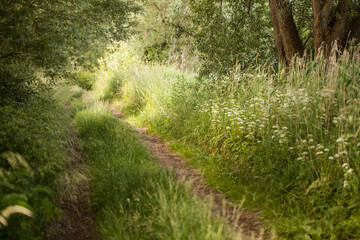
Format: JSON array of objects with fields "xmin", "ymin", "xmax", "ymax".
[
  {"xmin": 108, "ymin": 46, "xmax": 360, "ymax": 239},
  {"xmin": 74, "ymin": 101, "xmax": 233, "ymax": 240},
  {"xmin": 0, "ymin": 85, "xmax": 83, "ymax": 239}
]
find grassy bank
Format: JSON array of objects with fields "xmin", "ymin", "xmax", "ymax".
[
  {"xmin": 100, "ymin": 45, "xmax": 360, "ymax": 239},
  {"xmin": 74, "ymin": 100, "xmax": 232, "ymax": 240},
  {"xmin": 0, "ymin": 85, "xmax": 82, "ymax": 239}
]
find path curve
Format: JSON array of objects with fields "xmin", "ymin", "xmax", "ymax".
[{"xmin": 111, "ymin": 108, "xmax": 272, "ymax": 240}]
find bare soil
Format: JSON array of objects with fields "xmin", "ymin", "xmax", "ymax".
[{"xmin": 46, "ymin": 130, "xmax": 98, "ymax": 240}]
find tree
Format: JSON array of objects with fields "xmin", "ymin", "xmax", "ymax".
[
  {"xmin": 188, "ymin": 0, "xmax": 273, "ymax": 75},
  {"xmin": 0, "ymin": 0, "xmax": 139, "ymax": 104},
  {"xmin": 269, "ymin": 0, "xmax": 360, "ymax": 64}
]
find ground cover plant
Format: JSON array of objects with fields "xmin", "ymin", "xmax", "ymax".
[
  {"xmin": 105, "ymin": 45, "xmax": 360, "ymax": 239},
  {"xmin": 0, "ymin": 85, "xmax": 82, "ymax": 239},
  {"xmin": 74, "ymin": 99, "xmax": 232, "ymax": 240}
]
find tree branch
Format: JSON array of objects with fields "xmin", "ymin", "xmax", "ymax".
[{"xmin": 0, "ymin": 52, "xmax": 21, "ymax": 59}]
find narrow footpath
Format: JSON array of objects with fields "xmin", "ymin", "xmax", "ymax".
[
  {"xmin": 47, "ymin": 131, "xmax": 98, "ymax": 240},
  {"xmin": 111, "ymin": 108, "xmax": 272, "ymax": 240}
]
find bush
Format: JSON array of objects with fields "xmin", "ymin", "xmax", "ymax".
[{"xmin": 0, "ymin": 86, "xmax": 79, "ymax": 239}]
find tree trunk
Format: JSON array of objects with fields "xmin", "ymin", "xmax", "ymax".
[
  {"xmin": 269, "ymin": 0, "xmax": 304, "ymax": 65},
  {"xmin": 313, "ymin": 0, "xmax": 353, "ymax": 54},
  {"xmin": 269, "ymin": 0, "xmax": 286, "ymax": 65}
]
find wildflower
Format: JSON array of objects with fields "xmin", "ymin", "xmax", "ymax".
[
  {"xmin": 282, "ymin": 127, "xmax": 288, "ymax": 130},
  {"xmin": 316, "ymin": 151, "xmax": 324, "ymax": 155},
  {"xmin": 345, "ymin": 168, "xmax": 353, "ymax": 177},
  {"xmin": 342, "ymin": 163, "xmax": 349, "ymax": 169},
  {"xmin": 280, "ymin": 134, "xmax": 286, "ymax": 138},
  {"xmin": 334, "ymin": 154, "xmax": 340, "ymax": 158},
  {"xmin": 226, "ymin": 126, "xmax": 231, "ymax": 130},
  {"xmin": 309, "ymin": 139, "xmax": 314, "ymax": 144},
  {"xmin": 340, "ymin": 151, "xmax": 348, "ymax": 156},
  {"xmin": 336, "ymin": 137, "xmax": 344, "ymax": 143},
  {"xmin": 344, "ymin": 180, "xmax": 349, "ymax": 188},
  {"xmin": 297, "ymin": 157, "xmax": 303, "ymax": 161},
  {"xmin": 324, "ymin": 148, "xmax": 329, "ymax": 152},
  {"xmin": 288, "ymin": 147, "xmax": 294, "ymax": 150},
  {"xmin": 328, "ymin": 156, "xmax": 334, "ymax": 160},
  {"xmin": 302, "ymin": 152, "xmax": 308, "ymax": 156},
  {"xmin": 279, "ymin": 140, "xmax": 283, "ymax": 144}
]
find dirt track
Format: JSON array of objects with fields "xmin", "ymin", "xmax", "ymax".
[
  {"xmin": 47, "ymin": 131, "xmax": 98, "ymax": 240},
  {"xmin": 49, "ymin": 107, "xmax": 271, "ymax": 240},
  {"xmin": 131, "ymin": 124, "xmax": 270, "ymax": 240}
]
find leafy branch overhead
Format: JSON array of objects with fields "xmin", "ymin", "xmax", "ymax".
[{"xmin": 0, "ymin": 0, "xmax": 140, "ymax": 104}]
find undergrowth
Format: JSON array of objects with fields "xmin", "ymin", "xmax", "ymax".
[
  {"xmin": 101, "ymin": 44, "xmax": 360, "ymax": 239},
  {"xmin": 0, "ymin": 85, "xmax": 82, "ymax": 239},
  {"xmin": 74, "ymin": 100, "xmax": 232, "ymax": 240}
]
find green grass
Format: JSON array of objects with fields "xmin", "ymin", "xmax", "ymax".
[
  {"xmin": 101, "ymin": 46, "xmax": 360, "ymax": 239},
  {"xmin": 74, "ymin": 101, "xmax": 233, "ymax": 240},
  {"xmin": 0, "ymin": 85, "xmax": 83, "ymax": 239}
]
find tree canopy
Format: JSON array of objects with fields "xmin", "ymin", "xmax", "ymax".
[{"xmin": 0, "ymin": 0, "xmax": 139, "ymax": 103}]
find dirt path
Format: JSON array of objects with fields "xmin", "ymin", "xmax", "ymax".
[
  {"xmin": 111, "ymin": 109, "xmax": 272, "ymax": 240},
  {"xmin": 47, "ymin": 130, "xmax": 98, "ymax": 240}
]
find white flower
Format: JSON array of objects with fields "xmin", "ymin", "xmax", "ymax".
[
  {"xmin": 288, "ymin": 147, "xmax": 294, "ymax": 150},
  {"xmin": 302, "ymin": 152, "xmax": 308, "ymax": 156},
  {"xmin": 297, "ymin": 157, "xmax": 303, "ymax": 161},
  {"xmin": 279, "ymin": 140, "xmax": 283, "ymax": 144},
  {"xmin": 342, "ymin": 163, "xmax": 349, "ymax": 169},
  {"xmin": 334, "ymin": 154, "xmax": 340, "ymax": 158},
  {"xmin": 226, "ymin": 126, "xmax": 231, "ymax": 130},
  {"xmin": 282, "ymin": 127, "xmax": 288, "ymax": 130},
  {"xmin": 340, "ymin": 151, "xmax": 348, "ymax": 156},
  {"xmin": 344, "ymin": 180, "xmax": 349, "ymax": 188},
  {"xmin": 324, "ymin": 148, "xmax": 329, "ymax": 152},
  {"xmin": 345, "ymin": 169, "xmax": 354, "ymax": 177},
  {"xmin": 336, "ymin": 137, "xmax": 345, "ymax": 143},
  {"xmin": 328, "ymin": 156, "xmax": 334, "ymax": 160},
  {"xmin": 316, "ymin": 151, "xmax": 324, "ymax": 155}
]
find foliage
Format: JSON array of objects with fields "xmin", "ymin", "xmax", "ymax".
[
  {"xmin": 0, "ymin": 86, "xmax": 81, "ymax": 239},
  {"xmin": 188, "ymin": 0, "xmax": 274, "ymax": 75},
  {"xmin": 108, "ymin": 46, "xmax": 360, "ymax": 239},
  {"xmin": 74, "ymin": 101, "xmax": 232, "ymax": 240},
  {"xmin": 131, "ymin": 0, "xmax": 199, "ymax": 70},
  {"xmin": 0, "ymin": 0, "xmax": 139, "ymax": 104},
  {"xmin": 71, "ymin": 71, "xmax": 97, "ymax": 91}
]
